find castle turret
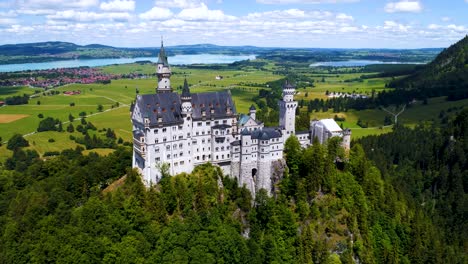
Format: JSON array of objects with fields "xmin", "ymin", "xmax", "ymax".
[
  {"xmin": 156, "ymin": 40, "xmax": 172, "ymax": 93},
  {"xmin": 278, "ymin": 80, "xmax": 298, "ymax": 136},
  {"xmin": 342, "ymin": 128, "xmax": 351, "ymax": 152},
  {"xmin": 249, "ymin": 104, "xmax": 256, "ymax": 120},
  {"xmin": 181, "ymin": 78, "xmax": 192, "ymax": 116}
]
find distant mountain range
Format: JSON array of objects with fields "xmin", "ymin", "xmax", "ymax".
[{"xmin": 0, "ymin": 41, "xmax": 443, "ymax": 65}]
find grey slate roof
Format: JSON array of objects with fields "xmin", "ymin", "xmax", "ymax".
[
  {"xmin": 157, "ymin": 41, "xmax": 169, "ymax": 66},
  {"xmin": 191, "ymin": 91, "xmax": 236, "ymax": 120},
  {"xmin": 181, "ymin": 78, "xmax": 191, "ymax": 99},
  {"xmin": 134, "ymin": 92, "xmax": 183, "ymax": 126},
  {"xmin": 249, "ymin": 104, "xmax": 256, "ymax": 111},
  {"xmin": 251, "ymin": 127, "xmax": 282, "ymax": 140},
  {"xmin": 283, "ymin": 80, "xmax": 296, "ymax": 90},
  {"xmin": 241, "ymin": 127, "xmax": 282, "ymax": 140},
  {"xmin": 134, "ymin": 90, "xmax": 236, "ymax": 126}
]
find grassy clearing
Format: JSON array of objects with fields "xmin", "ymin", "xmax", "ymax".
[{"xmin": 0, "ymin": 86, "xmax": 38, "ymax": 98}]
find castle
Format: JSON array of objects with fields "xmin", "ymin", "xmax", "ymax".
[{"xmin": 131, "ymin": 42, "xmax": 351, "ymax": 196}]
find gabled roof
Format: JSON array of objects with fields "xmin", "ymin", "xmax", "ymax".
[
  {"xmin": 134, "ymin": 92, "xmax": 183, "ymax": 126},
  {"xmin": 249, "ymin": 104, "xmax": 256, "ymax": 111},
  {"xmin": 238, "ymin": 113, "xmax": 261, "ymax": 126},
  {"xmin": 191, "ymin": 91, "xmax": 236, "ymax": 120},
  {"xmin": 319, "ymin": 119, "xmax": 342, "ymax": 132},
  {"xmin": 251, "ymin": 127, "xmax": 282, "ymax": 140}
]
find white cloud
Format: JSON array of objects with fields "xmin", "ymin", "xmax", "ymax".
[
  {"xmin": 17, "ymin": 9, "xmax": 56, "ymax": 15},
  {"xmin": 384, "ymin": 1, "xmax": 422, "ymax": 13},
  {"xmin": 383, "ymin": 20, "xmax": 410, "ymax": 32},
  {"xmin": 155, "ymin": 0, "xmax": 204, "ymax": 9},
  {"xmin": 0, "ymin": 18, "xmax": 17, "ymax": 25},
  {"xmin": 256, "ymin": 0, "xmax": 359, "ymax": 4},
  {"xmin": 139, "ymin": 7, "xmax": 174, "ymax": 20},
  {"xmin": 336, "ymin": 13, "xmax": 353, "ymax": 21},
  {"xmin": 47, "ymin": 10, "xmax": 132, "ymax": 22},
  {"xmin": 16, "ymin": 0, "xmax": 99, "ymax": 9},
  {"xmin": 177, "ymin": 3, "xmax": 235, "ymax": 21},
  {"xmin": 441, "ymin": 17, "xmax": 451, "ymax": 22},
  {"xmin": 100, "ymin": 0, "xmax": 135, "ymax": 12}
]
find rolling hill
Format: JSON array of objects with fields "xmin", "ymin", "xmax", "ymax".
[{"xmin": 389, "ymin": 35, "xmax": 468, "ymax": 100}]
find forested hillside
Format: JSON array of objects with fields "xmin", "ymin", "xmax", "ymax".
[
  {"xmin": 388, "ymin": 35, "xmax": 468, "ymax": 101},
  {"xmin": 0, "ymin": 111, "xmax": 466, "ymax": 263}
]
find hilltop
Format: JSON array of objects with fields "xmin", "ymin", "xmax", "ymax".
[{"xmin": 389, "ymin": 35, "xmax": 468, "ymax": 100}]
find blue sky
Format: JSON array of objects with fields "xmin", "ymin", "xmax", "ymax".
[{"xmin": 0, "ymin": 0, "xmax": 466, "ymax": 48}]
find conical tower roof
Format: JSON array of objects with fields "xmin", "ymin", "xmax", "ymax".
[
  {"xmin": 181, "ymin": 78, "xmax": 191, "ymax": 99},
  {"xmin": 157, "ymin": 40, "xmax": 169, "ymax": 66}
]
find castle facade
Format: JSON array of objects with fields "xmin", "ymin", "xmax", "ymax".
[{"xmin": 131, "ymin": 42, "xmax": 351, "ymax": 195}]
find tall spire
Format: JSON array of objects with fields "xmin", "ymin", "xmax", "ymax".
[{"xmin": 157, "ymin": 38, "xmax": 168, "ymax": 66}]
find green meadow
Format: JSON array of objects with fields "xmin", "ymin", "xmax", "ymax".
[{"xmin": 1, "ymin": 62, "xmax": 466, "ymax": 160}]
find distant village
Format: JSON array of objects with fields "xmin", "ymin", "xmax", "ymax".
[{"xmin": 0, "ymin": 67, "xmax": 150, "ymax": 88}]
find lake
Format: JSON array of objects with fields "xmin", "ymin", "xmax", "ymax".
[
  {"xmin": 310, "ymin": 60, "xmax": 425, "ymax": 67},
  {"xmin": 0, "ymin": 54, "xmax": 257, "ymax": 73}
]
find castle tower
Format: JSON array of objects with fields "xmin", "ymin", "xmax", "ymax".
[
  {"xmin": 156, "ymin": 40, "xmax": 172, "ymax": 93},
  {"xmin": 342, "ymin": 128, "xmax": 351, "ymax": 152},
  {"xmin": 278, "ymin": 80, "xmax": 298, "ymax": 136},
  {"xmin": 249, "ymin": 104, "xmax": 256, "ymax": 120},
  {"xmin": 181, "ymin": 78, "xmax": 192, "ymax": 115}
]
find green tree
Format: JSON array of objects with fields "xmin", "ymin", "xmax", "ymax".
[
  {"xmin": 97, "ymin": 104, "xmax": 104, "ymax": 112},
  {"xmin": 67, "ymin": 123, "xmax": 74, "ymax": 133},
  {"xmin": 7, "ymin": 134, "xmax": 29, "ymax": 150}
]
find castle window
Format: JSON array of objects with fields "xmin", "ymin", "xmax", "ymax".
[
  {"xmin": 163, "ymin": 138, "xmax": 167, "ymax": 142},
  {"xmin": 180, "ymin": 161, "xmax": 184, "ymax": 165},
  {"xmin": 163, "ymin": 128, "xmax": 167, "ymax": 132},
  {"xmin": 208, "ymin": 139, "xmax": 210, "ymax": 143},
  {"xmin": 216, "ymin": 147, "xmax": 219, "ymax": 151},
  {"xmin": 180, "ymin": 152, "xmax": 183, "ymax": 157},
  {"xmin": 167, "ymin": 154, "xmax": 170, "ymax": 159},
  {"xmin": 174, "ymin": 162, "xmax": 178, "ymax": 166},
  {"xmin": 155, "ymin": 157, "xmax": 160, "ymax": 161},
  {"xmin": 198, "ymin": 122, "xmax": 202, "ymax": 126},
  {"xmin": 187, "ymin": 133, "xmax": 191, "ymax": 137},
  {"xmin": 174, "ymin": 154, "xmax": 178, "ymax": 158},
  {"xmin": 196, "ymin": 132, "xmax": 199, "ymax": 136},
  {"xmin": 179, "ymin": 135, "xmax": 183, "ymax": 140},
  {"xmin": 221, "ymin": 146, "xmax": 224, "ymax": 151},
  {"xmin": 155, "ymin": 147, "xmax": 159, "ymax": 153},
  {"xmin": 166, "ymin": 145, "xmax": 170, "ymax": 150},
  {"xmin": 206, "ymin": 122, "xmax": 210, "ymax": 125},
  {"xmin": 154, "ymin": 129, "xmax": 158, "ymax": 134},
  {"xmin": 216, "ymin": 155, "xmax": 219, "ymax": 159},
  {"xmin": 223, "ymin": 120, "xmax": 227, "ymax": 124},
  {"xmin": 173, "ymin": 144, "xmax": 177, "ymax": 149},
  {"xmin": 202, "ymin": 139, "xmax": 205, "ymax": 143},
  {"xmin": 215, "ymin": 121, "xmax": 219, "ymax": 125},
  {"xmin": 155, "ymin": 139, "xmax": 159, "ymax": 143},
  {"xmin": 179, "ymin": 143, "xmax": 183, "ymax": 148},
  {"xmin": 222, "ymin": 155, "xmax": 224, "ymax": 159},
  {"xmin": 227, "ymin": 154, "xmax": 230, "ymax": 158},
  {"xmin": 202, "ymin": 131, "xmax": 205, "ymax": 135}
]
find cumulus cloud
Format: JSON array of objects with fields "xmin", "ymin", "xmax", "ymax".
[
  {"xmin": 177, "ymin": 3, "xmax": 236, "ymax": 21},
  {"xmin": 383, "ymin": 20, "xmax": 410, "ymax": 32},
  {"xmin": 47, "ymin": 10, "xmax": 131, "ymax": 22},
  {"xmin": 257, "ymin": 0, "xmax": 359, "ymax": 4},
  {"xmin": 100, "ymin": 0, "xmax": 135, "ymax": 12},
  {"xmin": 16, "ymin": 0, "xmax": 99, "ymax": 9},
  {"xmin": 155, "ymin": 0, "xmax": 205, "ymax": 9},
  {"xmin": 139, "ymin": 7, "xmax": 174, "ymax": 20},
  {"xmin": 384, "ymin": 1, "xmax": 422, "ymax": 13}
]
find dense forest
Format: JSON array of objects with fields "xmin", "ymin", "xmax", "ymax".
[
  {"xmin": 388, "ymin": 35, "xmax": 468, "ymax": 102},
  {"xmin": 0, "ymin": 109, "xmax": 466, "ymax": 263}
]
